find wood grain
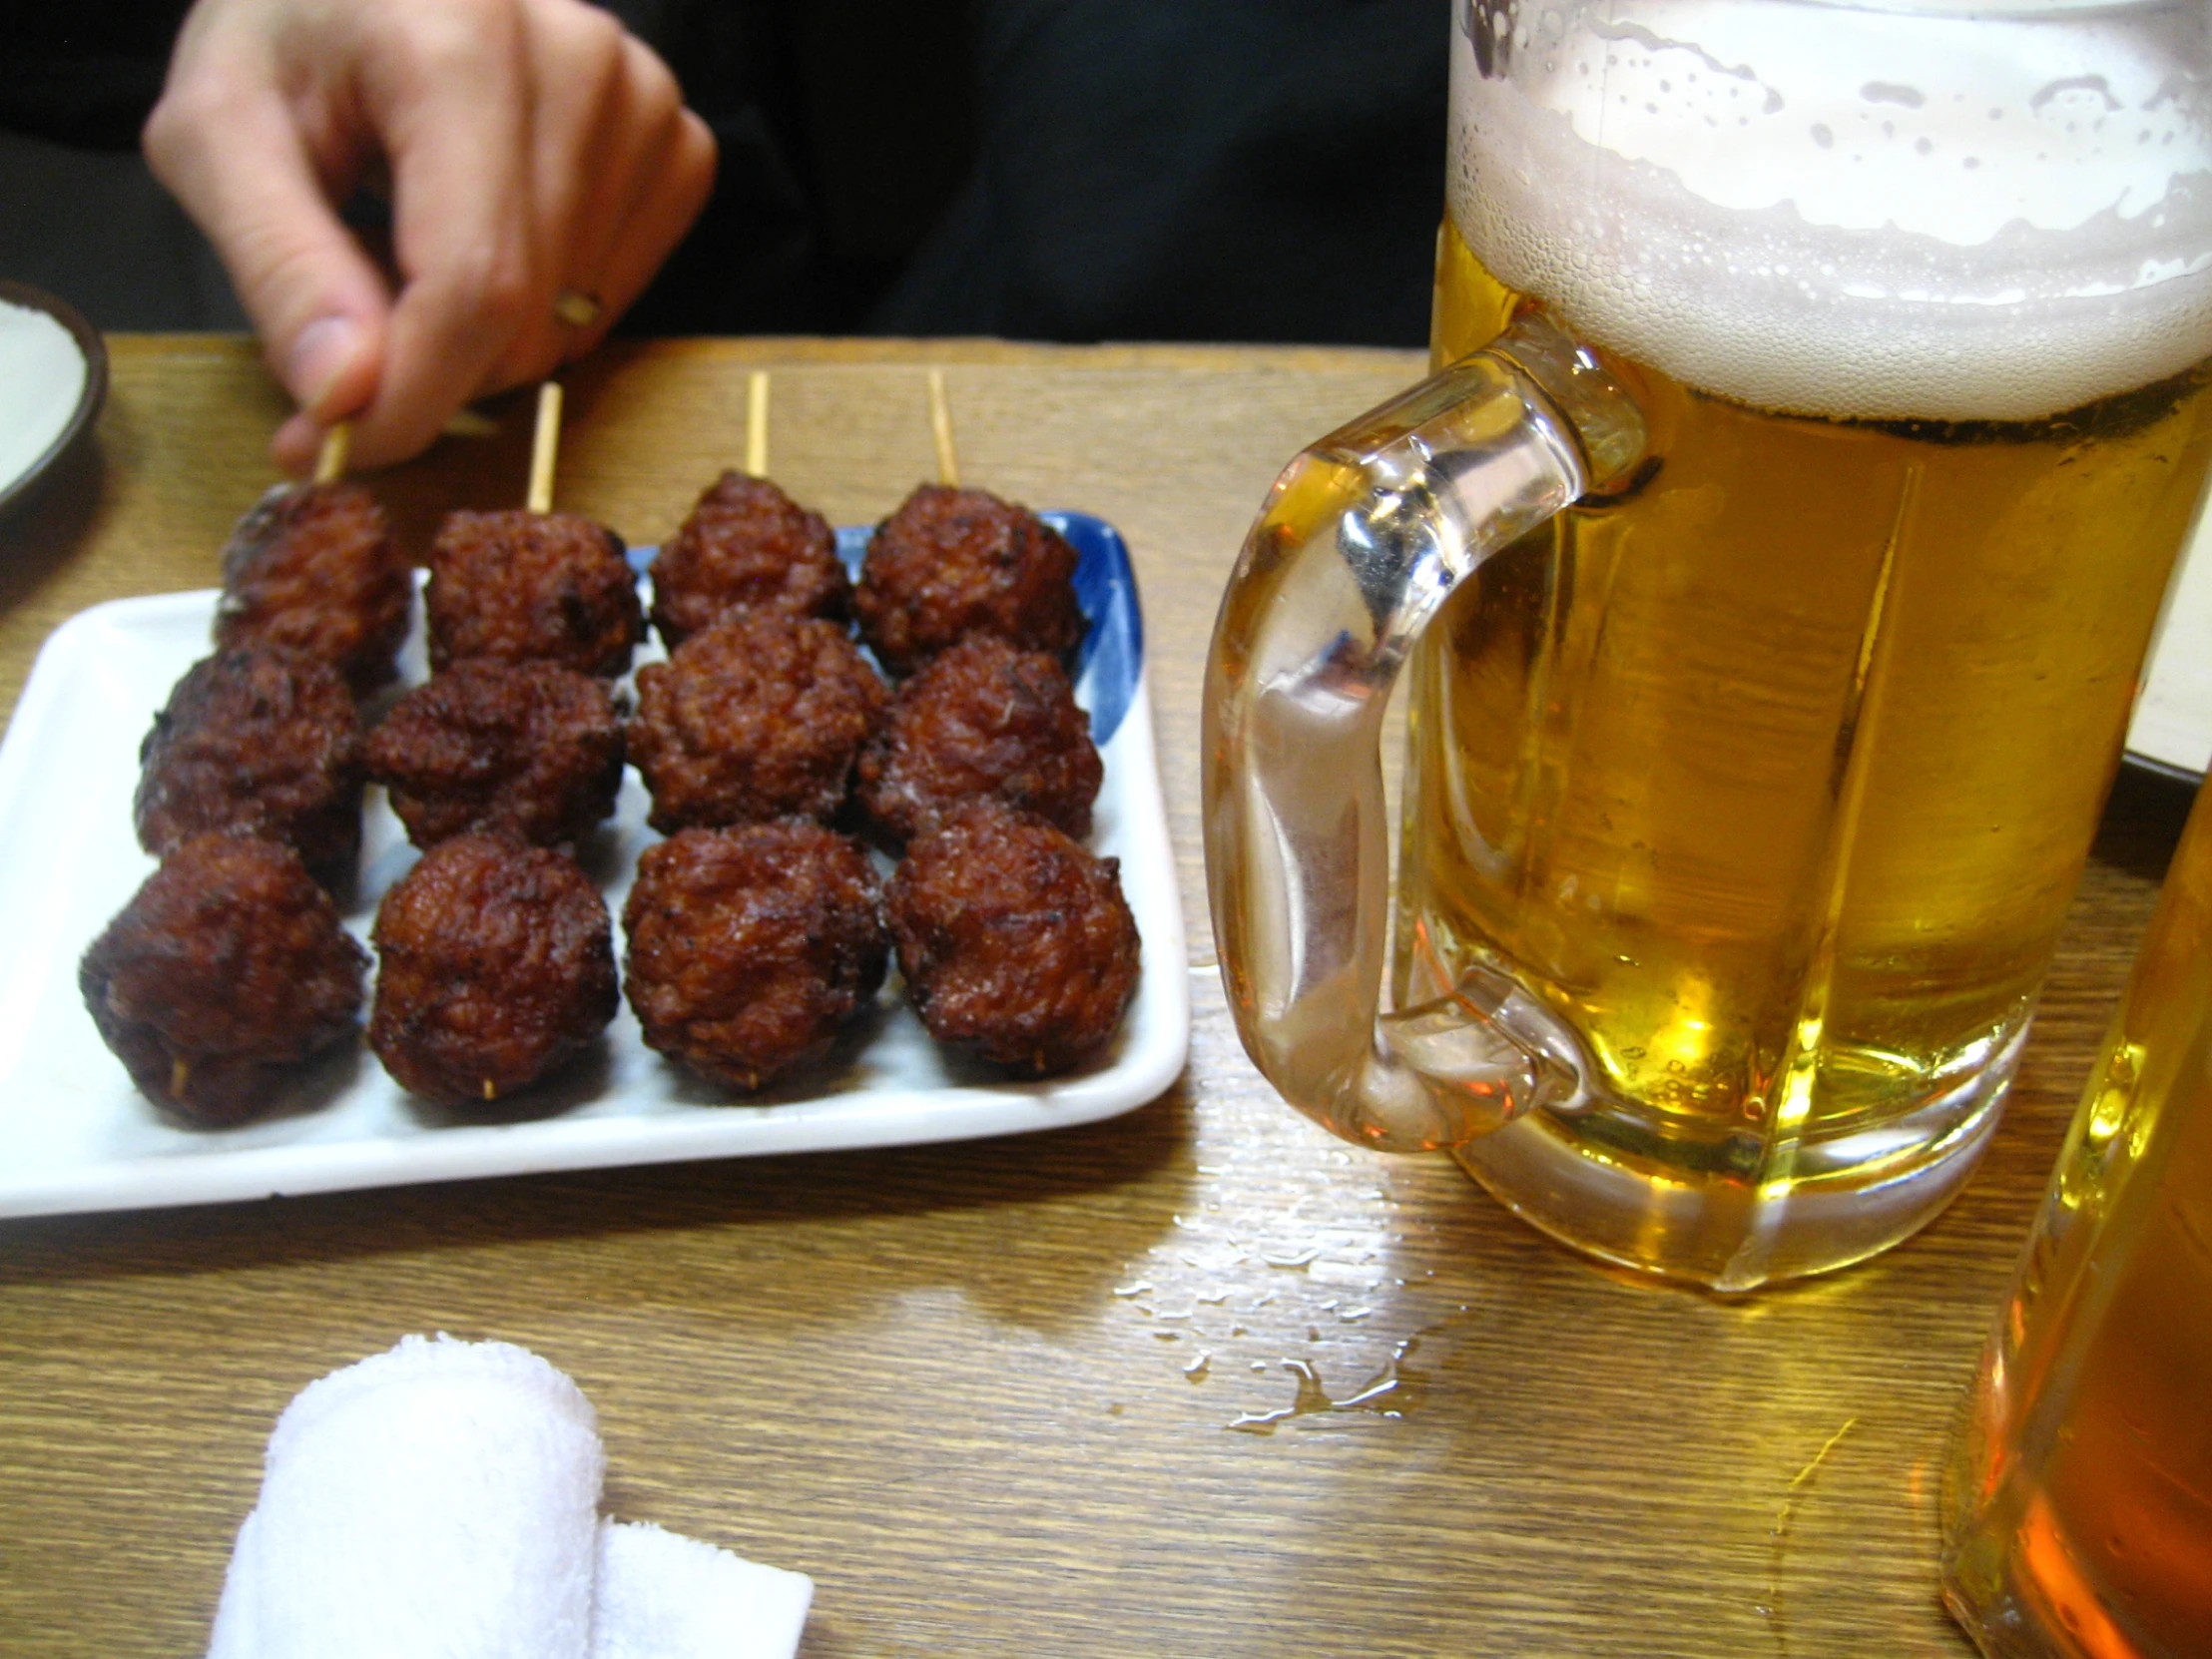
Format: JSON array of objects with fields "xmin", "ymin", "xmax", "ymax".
[{"xmin": 0, "ymin": 335, "xmax": 2194, "ymax": 1658}]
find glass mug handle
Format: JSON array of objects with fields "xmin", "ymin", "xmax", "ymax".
[{"xmin": 1202, "ymin": 312, "xmax": 1647, "ymax": 1153}]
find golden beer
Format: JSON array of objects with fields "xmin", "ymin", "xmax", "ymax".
[
  {"xmin": 1941, "ymin": 783, "xmax": 2212, "ymax": 1654},
  {"xmin": 1413, "ymin": 1, "xmax": 2212, "ymax": 1284},
  {"xmin": 1413, "ymin": 227, "xmax": 2212, "ymax": 1284}
]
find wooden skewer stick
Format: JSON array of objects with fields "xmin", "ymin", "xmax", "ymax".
[
  {"xmin": 927, "ymin": 367, "xmax": 959, "ymax": 487},
  {"xmin": 526, "ymin": 381, "xmax": 563, "ymax": 514},
  {"xmin": 745, "ymin": 370, "xmax": 771, "ymax": 477},
  {"xmin": 311, "ymin": 421, "xmax": 352, "ymax": 486}
]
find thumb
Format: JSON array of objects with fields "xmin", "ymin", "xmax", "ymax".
[{"xmin": 146, "ymin": 83, "xmax": 390, "ymax": 426}]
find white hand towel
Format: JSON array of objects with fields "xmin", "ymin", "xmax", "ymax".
[
  {"xmin": 592, "ymin": 1521, "xmax": 814, "ymax": 1659},
  {"xmin": 206, "ymin": 1336, "xmax": 814, "ymax": 1659},
  {"xmin": 207, "ymin": 1334, "xmax": 605, "ymax": 1659}
]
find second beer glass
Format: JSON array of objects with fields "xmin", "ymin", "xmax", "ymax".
[{"xmin": 1941, "ymin": 781, "xmax": 2212, "ymax": 1654}]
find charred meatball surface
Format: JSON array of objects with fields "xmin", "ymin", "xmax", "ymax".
[
  {"xmin": 134, "ymin": 648, "xmax": 364, "ymax": 889},
  {"xmin": 81, "ymin": 832, "xmax": 367, "ymax": 1124},
  {"xmin": 857, "ymin": 633, "xmax": 1102, "ymax": 840},
  {"xmin": 366, "ymin": 661, "xmax": 625, "ymax": 849},
  {"xmin": 854, "ymin": 484, "xmax": 1085, "ymax": 675},
  {"xmin": 623, "ymin": 823, "xmax": 888, "ymax": 1092},
  {"xmin": 888, "ymin": 804, "xmax": 1139, "ymax": 1075},
  {"xmin": 369, "ymin": 833, "xmax": 617, "ymax": 1107},
  {"xmin": 651, "ymin": 471, "xmax": 849, "ymax": 646},
  {"xmin": 629, "ymin": 611, "xmax": 887, "ymax": 832},
  {"xmin": 425, "ymin": 508, "xmax": 642, "ymax": 677},
  {"xmin": 215, "ymin": 481, "xmax": 413, "ymax": 695}
]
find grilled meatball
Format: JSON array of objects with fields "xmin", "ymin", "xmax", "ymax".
[
  {"xmin": 215, "ymin": 481, "xmax": 413, "ymax": 695},
  {"xmin": 857, "ymin": 633, "xmax": 1101, "ymax": 840},
  {"xmin": 853, "ymin": 484, "xmax": 1085, "ymax": 675},
  {"xmin": 366, "ymin": 661, "xmax": 626, "ymax": 849},
  {"xmin": 368, "ymin": 833, "xmax": 617, "ymax": 1106},
  {"xmin": 80, "ymin": 831, "xmax": 367, "ymax": 1125},
  {"xmin": 623, "ymin": 823, "xmax": 888, "ymax": 1091},
  {"xmin": 424, "ymin": 508, "xmax": 642, "ymax": 677},
  {"xmin": 628, "ymin": 611, "xmax": 887, "ymax": 832},
  {"xmin": 650, "ymin": 470, "xmax": 848, "ymax": 646},
  {"xmin": 887, "ymin": 803, "xmax": 1139, "ymax": 1075},
  {"xmin": 134, "ymin": 648, "xmax": 364, "ymax": 889}
]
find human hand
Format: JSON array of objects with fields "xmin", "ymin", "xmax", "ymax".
[{"xmin": 145, "ymin": 0, "xmax": 717, "ymax": 472}]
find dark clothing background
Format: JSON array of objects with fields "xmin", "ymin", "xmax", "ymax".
[
  {"xmin": 0, "ymin": 0, "xmax": 1446, "ymax": 349},
  {"xmin": 870, "ymin": 1, "xmax": 1445, "ymax": 346},
  {"xmin": 0, "ymin": 0, "xmax": 182, "ymax": 148},
  {"xmin": 0, "ymin": 0, "xmax": 246, "ymax": 326}
]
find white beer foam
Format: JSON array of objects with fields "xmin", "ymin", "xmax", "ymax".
[{"xmin": 1448, "ymin": 2, "xmax": 2212, "ymax": 421}]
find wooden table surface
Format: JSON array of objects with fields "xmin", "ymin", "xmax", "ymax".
[{"xmin": 0, "ymin": 335, "xmax": 2197, "ymax": 1658}]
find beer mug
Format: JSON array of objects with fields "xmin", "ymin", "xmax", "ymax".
[
  {"xmin": 1940, "ymin": 780, "xmax": 2212, "ymax": 1654},
  {"xmin": 1203, "ymin": 0, "xmax": 2212, "ymax": 1287}
]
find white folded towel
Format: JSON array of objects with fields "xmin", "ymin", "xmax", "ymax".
[
  {"xmin": 206, "ymin": 1335, "xmax": 813, "ymax": 1659},
  {"xmin": 594, "ymin": 1521, "xmax": 814, "ymax": 1659}
]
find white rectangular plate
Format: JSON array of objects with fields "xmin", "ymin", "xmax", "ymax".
[
  {"xmin": 2128, "ymin": 509, "xmax": 2212, "ymax": 781},
  {"xmin": 0, "ymin": 533, "xmax": 1188, "ymax": 1219}
]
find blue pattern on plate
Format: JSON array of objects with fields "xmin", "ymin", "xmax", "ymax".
[{"xmin": 627, "ymin": 511, "xmax": 1143, "ymax": 746}]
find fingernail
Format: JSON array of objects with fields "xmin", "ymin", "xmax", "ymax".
[{"xmin": 287, "ymin": 315, "xmax": 362, "ymax": 415}]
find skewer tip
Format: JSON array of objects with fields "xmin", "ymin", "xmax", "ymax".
[
  {"xmin": 745, "ymin": 370, "xmax": 771, "ymax": 478},
  {"xmin": 927, "ymin": 368, "xmax": 959, "ymax": 488},
  {"xmin": 527, "ymin": 381, "xmax": 564, "ymax": 514},
  {"xmin": 311, "ymin": 421, "xmax": 351, "ymax": 486}
]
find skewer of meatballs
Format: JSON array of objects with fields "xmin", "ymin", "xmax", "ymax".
[
  {"xmin": 363, "ymin": 385, "xmax": 627, "ymax": 1109},
  {"xmin": 90, "ymin": 425, "xmax": 393, "ymax": 1121},
  {"xmin": 82, "ymin": 375, "xmax": 1141, "ymax": 1127}
]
